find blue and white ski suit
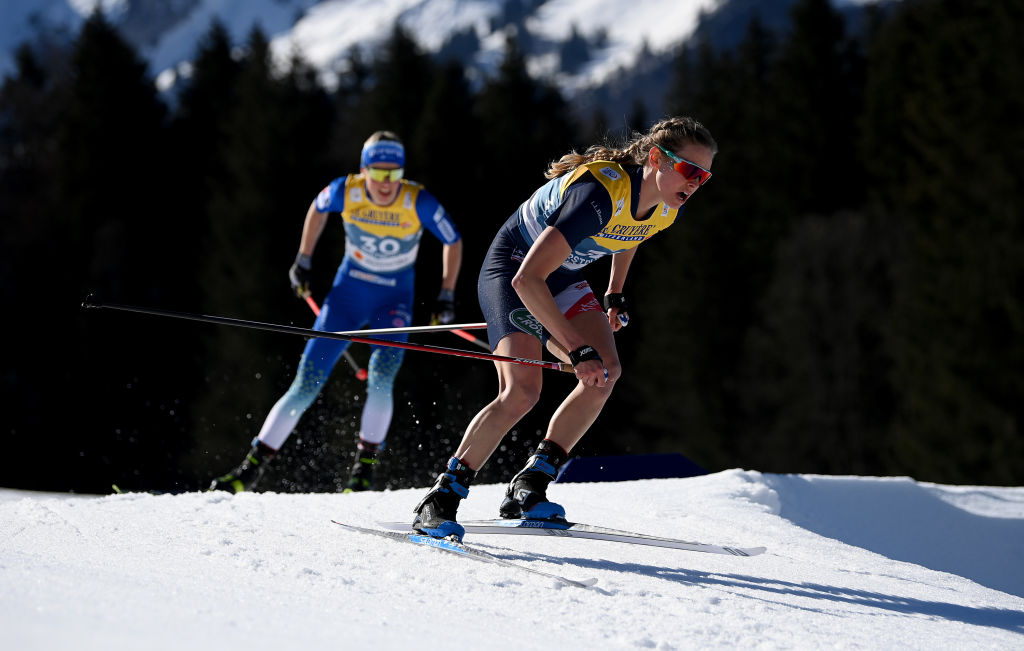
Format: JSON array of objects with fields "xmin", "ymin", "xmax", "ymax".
[{"xmin": 257, "ymin": 174, "xmax": 460, "ymax": 450}]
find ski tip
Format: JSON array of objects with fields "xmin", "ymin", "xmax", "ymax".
[{"xmin": 554, "ymin": 576, "xmax": 600, "ymax": 590}]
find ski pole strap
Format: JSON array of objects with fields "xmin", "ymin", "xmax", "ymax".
[
  {"xmin": 603, "ymin": 293, "xmax": 627, "ymax": 311},
  {"xmin": 568, "ymin": 344, "xmax": 602, "ymax": 367}
]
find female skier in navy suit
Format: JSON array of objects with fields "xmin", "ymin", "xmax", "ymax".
[{"xmin": 412, "ymin": 117, "xmax": 717, "ymax": 540}]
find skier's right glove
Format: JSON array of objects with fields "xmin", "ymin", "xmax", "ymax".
[
  {"xmin": 604, "ymin": 292, "xmax": 629, "ymax": 327},
  {"xmin": 288, "ymin": 252, "xmax": 313, "ymax": 297}
]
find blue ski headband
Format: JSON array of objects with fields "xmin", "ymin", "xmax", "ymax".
[{"xmin": 360, "ymin": 140, "xmax": 405, "ymax": 168}]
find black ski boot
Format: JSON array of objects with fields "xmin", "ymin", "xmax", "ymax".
[
  {"xmin": 499, "ymin": 439, "xmax": 569, "ymax": 521},
  {"xmin": 412, "ymin": 457, "xmax": 476, "ymax": 541},
  {"xmin": 343, "ymin": 439, "xmax": 382, "ymax": 493},
  {"xmin": 209, "ymin": 439, "xmax": 276, "ymax": 493}
]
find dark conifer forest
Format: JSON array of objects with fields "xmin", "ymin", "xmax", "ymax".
[{"xmin": 2, "ymin": 0, "xmax": 1021, "ymax": 492}]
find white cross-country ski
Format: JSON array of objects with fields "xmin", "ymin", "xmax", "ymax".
[
  {"xmin": 378, "ymin": 519, "xmax": 766, "ymax": 557},
  {"xmin": 332, "ymin": 521, "xmax": 599, "ymax": 589}
]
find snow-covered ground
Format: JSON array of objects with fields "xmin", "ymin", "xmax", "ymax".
[{"xmin": 3, "ymin": 469, "xmax": 1023, "ymax": 649}]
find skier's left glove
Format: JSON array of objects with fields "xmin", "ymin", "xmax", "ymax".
[{"xmin": 431, "ymin": 289, "xmax": 455, "ymax": 325}]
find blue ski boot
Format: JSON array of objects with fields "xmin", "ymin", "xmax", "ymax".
[
  {"xmin": 413, "ymin": 457, "xmax": 476, "ymax": 541},
  {"xmin": 499, "ymin": 439, "xmax": 568, "ymax": 521}
]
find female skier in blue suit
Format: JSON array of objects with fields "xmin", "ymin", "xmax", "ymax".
[{"xmin": 211, "ymin": 131, "xmax": 462, "ymax": 493}]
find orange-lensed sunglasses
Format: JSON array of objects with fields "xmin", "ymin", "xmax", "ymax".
[{"xmin": 655, "ymin": 143, "xmax": 711, "ymax": 185}]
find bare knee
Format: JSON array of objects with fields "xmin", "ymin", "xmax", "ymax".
[{"xmin": 497, "ymin": 380, "xmax": 542, "ymax": 417}]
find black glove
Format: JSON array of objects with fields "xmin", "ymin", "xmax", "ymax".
[
  {"xmin": 431, "ymin": 289, "xmax": 455, "ymax": 325},
  {"xmin": 568, "ymin": 344, "xmax": 603, "ymax": 367},
  {"xmin": 289, "ymin": 252, "xmax": 313, "ymax": 297},
  {"xmin": 604, "ymin": 292, "xmax": 629, "ymax": 327}
]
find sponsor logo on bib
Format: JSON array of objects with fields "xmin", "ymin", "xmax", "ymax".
[{"xmin": 509, "ymin": 308, "xmax": 544, "ymax": 339}]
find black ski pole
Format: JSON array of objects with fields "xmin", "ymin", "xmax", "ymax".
[{"xmin": 81, "ymin": 295, "xmax": 572, "ymax": 373}]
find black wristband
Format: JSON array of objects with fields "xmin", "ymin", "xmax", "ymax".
[
  {"xmin": 604, "ymin": 293, "xmax": 627, "ymax": 311},
  {"xmin": 568, "ymin": 344, "xmax": 602, "ymax": 367}
]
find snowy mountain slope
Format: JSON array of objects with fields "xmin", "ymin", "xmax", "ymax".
[
  {"xmin": 2, "ymin": 0, "xmax": 895, "ymax": 99},
  {"xmin": 3, "ymin": 0, "xmax": 720, "ymax": 92},
  {"xmin": 2, "ymin": 470, "xmax": 1023, "ymax": 650}
]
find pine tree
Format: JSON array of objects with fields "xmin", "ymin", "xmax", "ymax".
[
  {"xmin": 771, "ymin": 0, "xmax": 862, "ymax": 215},
  {"xmin": 45, "ymin": 11, "xmax": 189, "ymax": 490},
  {"xmin": 738, "ymin": 209, "xmax": 895, "ymax": 475},
  {"xmin": 475, "ymin": 34, "xmax": 575, "ymax": 212},
  {"xmin": 409, "ymin": 59, "xmax": 485, "ymax": 315},
  {"xmin": 863, "ymin": 0, "xmax": 1024, "ymax": 484},
  {"xmin": 55, "ymin": 11, "xmax": 168, "ymax": 300},
  {"xmin": 1, "ymin": 42, "xmax": 72, "ymax": 487},
  {"xmin": 727, "ymin": 3, "xmax": 892, "ymax": 476},
  {"xmin": 0, "ymin": 44, "xmax": 66, "ymax": 302},
  {"xmin": 640, "ymin": 3, "xmax": 878, "ymax": 475},
  {"xmin": 350, "ymin": 25, "xmax": 437, "ymax": 144},
  {"xmin": 169, "ymin": 19, "xmax": 241, "ymax": 224},
  {"xmin": 635, "ymin": 24, "xmax": 787, "ymax": 469},
  {"xmin": 192, "ymin": 26, "xmax": 337, "ymax": 474}
]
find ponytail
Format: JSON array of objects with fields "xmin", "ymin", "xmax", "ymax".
[{"xmin": 544, "ymin": 116, "xmax": 717, "ymax": 179}]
